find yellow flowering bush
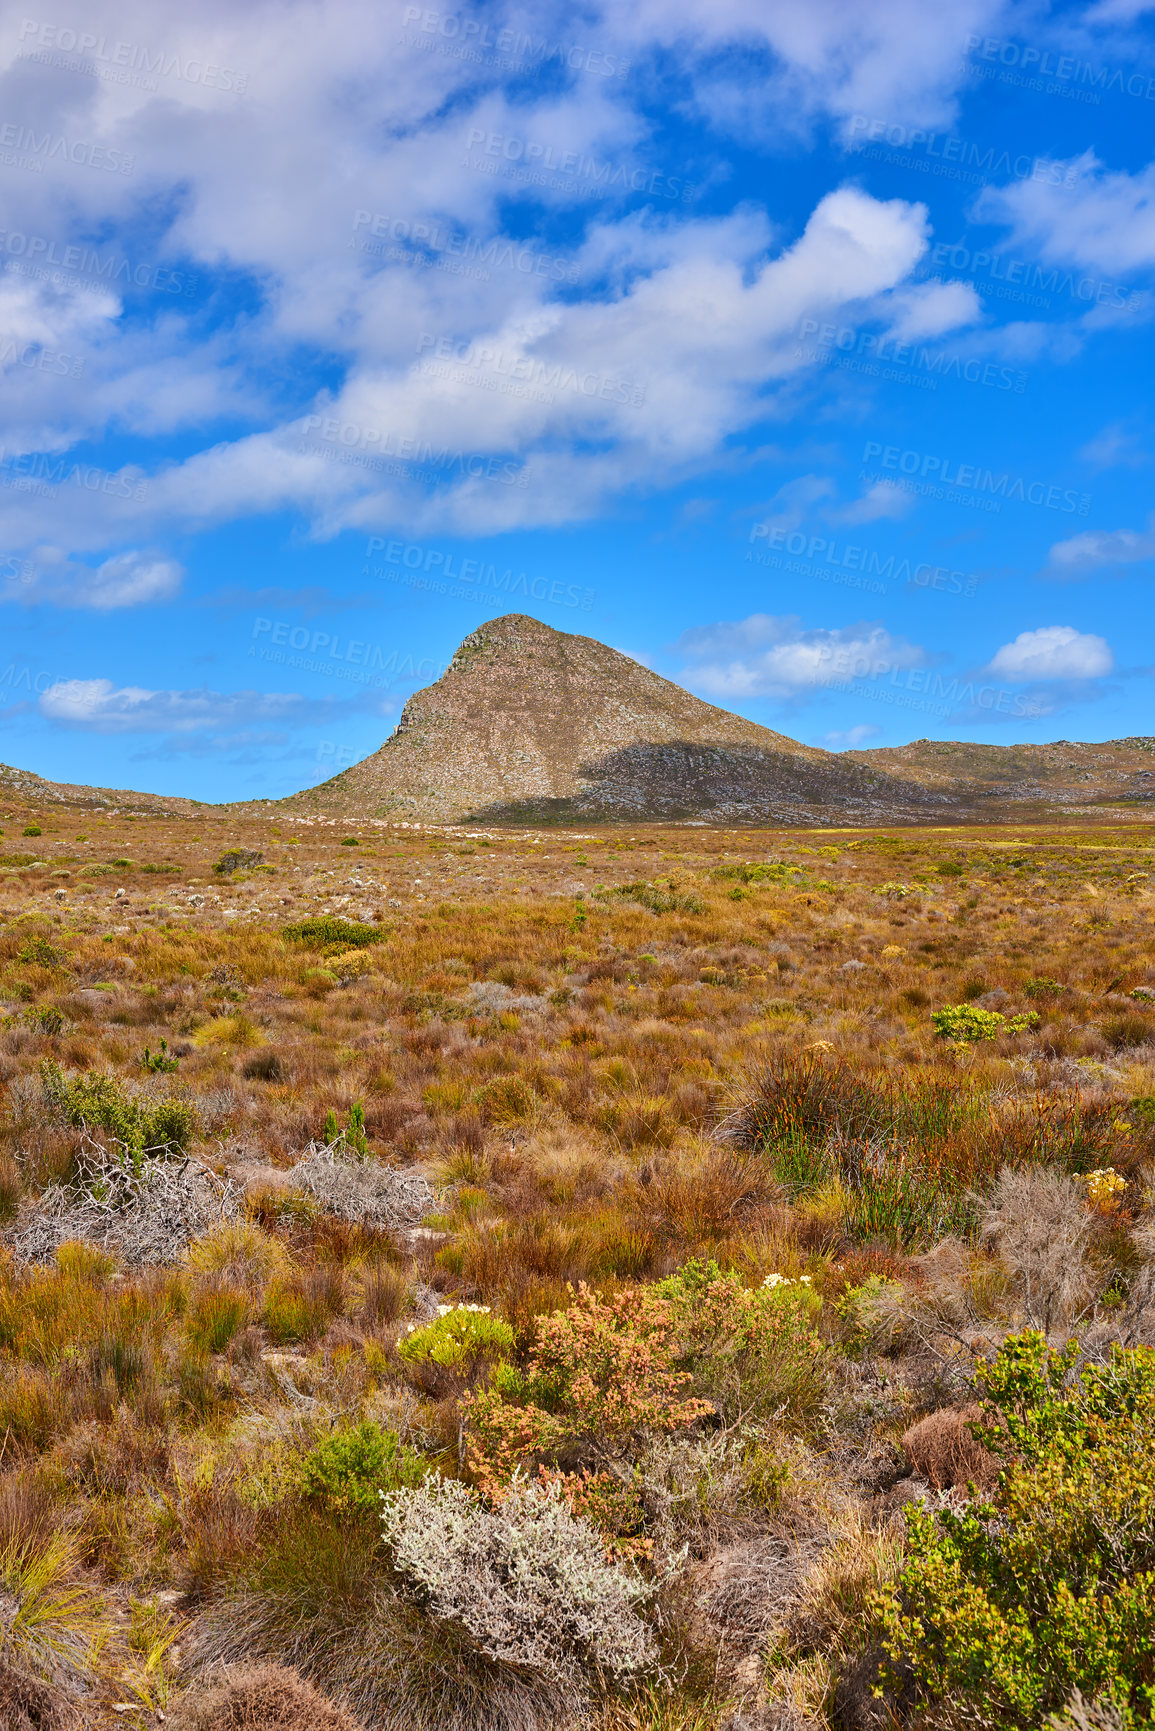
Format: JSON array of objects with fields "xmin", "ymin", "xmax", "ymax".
[{"xmin": 1082, "ymin": 1168, "xmax": 1127, "ymax": 1212}]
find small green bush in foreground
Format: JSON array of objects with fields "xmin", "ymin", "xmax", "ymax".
[
  {"xmin": 876, "ymin": 1330, "xmax": 1155, "ymax": 1726},
  {"xmin": 41, "ymin": 1062, "xmax": 195, "ymax": 1157},
  {"xmin": 302, "ymin": 1420, "xmax": 430, "ymax": 1512}
]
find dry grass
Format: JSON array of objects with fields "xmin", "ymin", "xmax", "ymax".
[
  {"xmin": 168, "ymin": 1662, "xmax": 360, "ymax": 1730},
  {"xmin": 0, "ymin": 809, "xmax": 1153, "ymax": 1727}
]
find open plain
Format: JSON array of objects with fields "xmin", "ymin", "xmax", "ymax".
[{"xmin": 0, "ymin": 792, "xmax": 1152, "ymax": 1728}]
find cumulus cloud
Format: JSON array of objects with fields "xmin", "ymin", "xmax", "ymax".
[
  {"xmin": 881, "ymin": 278, "xmax": 983, "ymax": 341},
  {"xmin": 976, "ymin": 153, "xmax": 1155, "ymax": 275},
  {"xmin": 1046, "ymin": 518, "xmax": 1155, "ymax": 577},
  {"xmin": 1, "ymin": 549, "xmax": 183, "ymax": 608},
  {"xmin": 986, "ymin": 626, "xmax": 1113, "ymax": 681},
  {"xmin": 37, "ymin": 679, "xmax": 365, "ymax": 732},
  {"xmin": 674, "ymin": 612, "xmax": 929, "ymax": 698},
  {"xmin": 622, "ymin": 0, "xmax": 1007, "ymax": 138}
]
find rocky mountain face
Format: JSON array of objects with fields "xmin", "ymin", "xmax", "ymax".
[
  {"xmin": 284, "ymin": 614, "xmax": 946, "ymax": 824},
  {"xmin": 7, "ymin": 617, "xmax": 1154, "ymax": 826}
]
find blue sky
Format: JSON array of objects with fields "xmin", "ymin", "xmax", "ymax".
[{"xmin": 1, "ymin": 0, "xmax": 1154, "ymax": 800}]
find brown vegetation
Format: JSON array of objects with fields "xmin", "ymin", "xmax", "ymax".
[{"xmin": 0, "ymin": 795, "xmax": 1153, "ymax": 1728}]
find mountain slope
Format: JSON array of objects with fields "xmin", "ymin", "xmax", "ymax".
[
  {"xmin": 849, "ymin": 737, "xmax": 1155, "ymax": 812},
  {"xmin": 0, "ymin": 761, "xmax": 198, "ymax": 818},
  {"xmin": 285, "ymin": 613, "xmax": 945, "ymax": 823}
]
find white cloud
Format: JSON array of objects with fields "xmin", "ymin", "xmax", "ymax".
[
  {"xmin": 675, "ymin": 612, "xmax": 928, "ymax": 698},
  {"xmin": 881, "ymin": 278, "xmax": 983, "ymax": 341},
  {"xmin": 976, "ymin": 153, "xmax": 1155, "ymax": 275},
  {"xmin": 90, "ymin": 184, "xmax": 939, "ymax": 539},
  {"xmin": 833, "ymin": 480, "xmax": 914, "ymax": 525},
  {"xmin": 986, "ymin": 626, "xmax": 1113, "ymax": 681},
  {"xmin": 1047, "ymin": 517, "xmax": 1155, "ymax": 576},
  {"xmin": 748, "ymin": 474, "xmax": 837, "ymax": 535},
  {"xmin": 1081, "ymin": 0, "xmax": 1155, "ymax": 18},
  {"xmin": 37, "ymin": 679, "xmax": 362, "ymax": 732},
  {"xmin": 1078, "ymin": 422, "xmax": 1149, "ymax": 470},
  {"xmin": 621, "ymin": 0, "xmax": 1007, "ymax": 138},
  {"xmin": 825, "ymin": 723, "xmax": 880, "ymax": 747},
  {"xmin": 3, "ymin": 549, "xmax": 183, "ymax": 609}
]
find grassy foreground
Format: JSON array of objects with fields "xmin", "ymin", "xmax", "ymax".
[{"xmin": 0, "ymin": 804, "xmax": 1153, "ymax": 1729}]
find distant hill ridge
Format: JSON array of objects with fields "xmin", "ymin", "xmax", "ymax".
[{"xmin": 6, "ymin": 616, "xmax": 1155, "ymax": 824}]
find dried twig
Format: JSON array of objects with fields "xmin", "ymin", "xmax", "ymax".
[
  {"xmin": 288, "ymin": 1136, "xmax": 436, "ymax": 1229},
  {"xmin": 8, "ymin": 1130, "xmax": 240, "ymax": 1265}
]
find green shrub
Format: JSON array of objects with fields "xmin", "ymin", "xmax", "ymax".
[
  {"xmin": 609, "ymin": 881, "xmax": 704, "ymax": 914},
  {"xmin": 40, "ymin": 1062, "xmax": 195, "ymax": 1156},
  {"xmin": 322, "ymin": 1101, "xmax": 368, "ymax": 1156},
  {"xmin": 283, "ymin": 916, "xmax": 382, "ymax": 950},
  {"xmin": 141, "ymin": 1039, "xmax": 179, "ymax": 1073},
  {"xmin": 655, "ymin": 1259, "xmax": 828, "ymax": 1430},
  {"xmin": 21, "ymin": 824, "xmax": 41, "ymax": 837},
  {"xmin": 17, "ymin": 938, "xmax": 64, "ymax": 969},
  {"xmin": 398, "ymin": 1305, "xmax": 513, "ymax": 1372},
  {"xmin": 875, "ymin": 1331, "xmax": 1155, "ymax": 1726},
  {"xmin": 711, "ymin": 861, "xmax": 800, "ymax": 886},
  {"xmin": 302, "ymin": 1420, "xmax": 429, "ymax": 1512},
  {"xmin": 1026, "ymin": 977, "xmax": 1064, "ymax": 999},
  {"xmin": 932, "ymin": 1004, "xmax": 1039, "ymax": 1044}
]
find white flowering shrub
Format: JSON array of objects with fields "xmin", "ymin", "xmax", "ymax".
[
  {"xmin": 397, "ymin": 1303, "xmax": 513, "ymax": 1369},
  {"xmin": 379, "ymin": 1475, "xmax": 656, "ymax": 1686}
]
